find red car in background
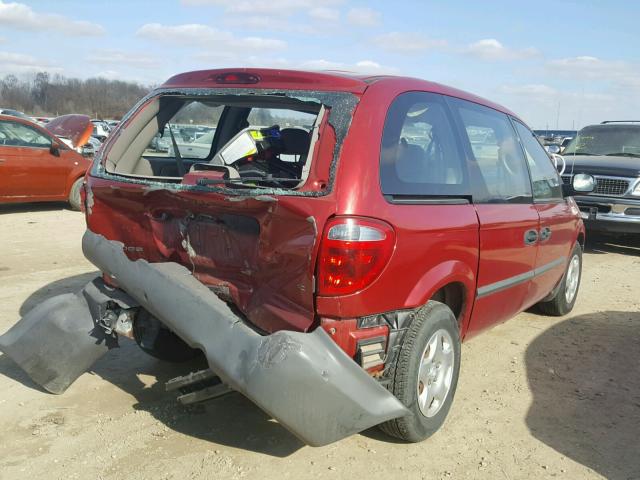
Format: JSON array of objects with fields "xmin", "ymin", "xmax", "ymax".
[
  {"xmin": 0, "ymin": 69, "xmax": 592, "ymax": 447},
  {"xmin": 0, "ymin": 113, "xmax": 92, "ymax": 210}
]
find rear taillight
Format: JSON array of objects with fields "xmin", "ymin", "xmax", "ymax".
[{"xmin": 317, "ymin": 217, "xmax": 395, "ymax": 296}]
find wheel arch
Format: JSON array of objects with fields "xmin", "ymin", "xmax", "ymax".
[{"xmin": 404, "ymin": 260, "xmax": 476, "ymax": 336}]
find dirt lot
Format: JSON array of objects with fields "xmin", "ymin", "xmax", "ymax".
[{"xmin": 1, "ymin": 203, "xmax": 639, "ymax": 480}]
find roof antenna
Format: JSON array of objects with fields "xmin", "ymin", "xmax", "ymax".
[{"xmin": 569, "ymin": 86, "xmax": 585, "ymax": 178}]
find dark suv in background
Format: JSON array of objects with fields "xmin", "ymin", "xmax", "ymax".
[{"xmin": 561, "ymin": 121, "xmax": 640, "ymax": 234}]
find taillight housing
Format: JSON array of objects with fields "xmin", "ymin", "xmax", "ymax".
[{"xmin": 317, "ymin": 217, "xmax": 396, "ymax": 296}]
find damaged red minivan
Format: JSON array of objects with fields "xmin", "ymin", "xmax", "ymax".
[{"xmin": 0, "ymin": 69, "xmax": 589, "ymax": 446}]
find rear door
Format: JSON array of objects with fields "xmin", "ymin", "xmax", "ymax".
[
  {"xmin": 448, "ymin": 98, "xmax": 539, "ymax": 336},
  {"xmin": 512, "ymin": 119, "xmax": 574, "ymax": 304},
  {"xmin": 0, "ymin": 143, "xmax": 24, "ymax": 199}
]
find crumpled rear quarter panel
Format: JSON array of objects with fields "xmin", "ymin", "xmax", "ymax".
[{"xmin": 86, "ymin": 177, "xmax": 336, "ymax": 332}]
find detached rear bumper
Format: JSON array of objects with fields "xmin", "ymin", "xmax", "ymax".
[{"xmin": 0, "ymin": 230, "xmax": 407, "ymax": 446}]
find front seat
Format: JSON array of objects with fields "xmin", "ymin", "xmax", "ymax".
[
  {"xmin": 280, "ymin": 128, "xmax": 311, "ymax": 162},
  {"xmin": 396, "ymin": 140, "xmax": 427, "ymax": 183}
]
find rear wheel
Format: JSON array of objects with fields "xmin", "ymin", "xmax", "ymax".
[
  {"xmin": 68, "ymin": 177, "xmax": 83, "ymax": 211},
  {"xmin": 379, "ymin": 301, "xmax": 461, "ymax": 442},
  {"xmin": 133, "ymin": 309, "xmax": 200, "ymax": 363},
  {"xmin": 537, "ymin": 243, "xmax": 582, "ymax": 316}
]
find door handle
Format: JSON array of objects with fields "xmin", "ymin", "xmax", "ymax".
[
  {"xmin": 0, "ymin": 158, "xmax": 6, "ymax": 164},
  {"xmin": 539, "ymin": 227, "xmax": 552, "ymax": 242},
  {"xmin": 524, "ymin": 229, "xmax": 538, "ymax": 245}
]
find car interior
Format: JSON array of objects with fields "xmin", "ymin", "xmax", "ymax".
[{"xmin": 104, "ymin": 94, "xmax": 322, "ymax": 189}]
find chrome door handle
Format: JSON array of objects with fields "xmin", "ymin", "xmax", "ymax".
[
  {"xmin": 539, "ymin": 227, "xmax": 552, "ymax": 241},
  {"xmin": 524, "ymin": 229, "xmax": 538, "ymax": 245}
]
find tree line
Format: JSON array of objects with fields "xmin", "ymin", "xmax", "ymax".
[{"xmin": 0, "ymin": 72, "xmax": 151, "ymax": 120}]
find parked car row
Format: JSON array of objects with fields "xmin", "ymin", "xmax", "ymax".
[{"xmin": 534, "ymin": 129, "xmax": 578, "ymax": 154}]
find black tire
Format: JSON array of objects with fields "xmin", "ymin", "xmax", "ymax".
[
  {"xmin": 133, "ymin": 309, "xmax": 200, "ymax": 363},
  {"xmin": 68, "ymin": 177, "xmax": 83, "ymax": 211},
  {"xmin": 537, "ymin": 243, "xmax": 582, "ymax": 316},
  {"xmin": 379, "ymin": 301, "xmax": 461, "ymax": 442}
]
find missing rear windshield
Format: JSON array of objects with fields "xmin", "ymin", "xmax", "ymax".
[{"xmin": 99, "ymin": 89, "xmax": 353, "ymax": 193}]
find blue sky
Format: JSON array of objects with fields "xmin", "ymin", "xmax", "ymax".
[{"xmin": 0, "ymin": 0, "xmax": 638, "ymax": 128}]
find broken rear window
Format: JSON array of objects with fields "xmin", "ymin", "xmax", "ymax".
[{"xmin": 101, "ymin": 92, "xmax": 329, "ymax": 190}]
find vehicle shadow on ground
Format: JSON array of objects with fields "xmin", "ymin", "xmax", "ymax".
[
  {"xmin": 526, "ymin": 311, "xmax": 640, "ymax": 480},
  {"xmin": 0, "ymin": 202, "xmax": 72, "ymax": 214},
  {"xmin": 584, "ymin": 233, "xmax": 640, "ymax": 257},
  {"xmin": 92, "ymin": 342, "xmax": 305, "ymax": 457},
  {"xmin": 1, "ymin": 273, "xmax": 304, "ymax": 457}
]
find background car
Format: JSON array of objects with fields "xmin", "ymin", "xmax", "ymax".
[
  {"xmin": 90, "ymin": 119, "xmax": 111, "ymax": 141},
  {"xmin": 0, "ymin": 113, "xmax": 93, "ymax": 210},
  {"xmin": 561, "ymin": 121, "xmax": 640, "ymax": 234},
  {"xmin": 535, "ymin": 129, "xmax": 577, "ymax": 153},
  {"xmin": 0, "ymin": 108, "xmax": 33, "ymax": 121}
]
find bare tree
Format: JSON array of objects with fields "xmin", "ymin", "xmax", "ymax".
[{"xmin": 0, "ymin": 71, "xmax": 150, "ymax": 119}]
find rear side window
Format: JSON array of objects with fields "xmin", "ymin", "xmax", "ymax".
[
  {"xmin": 450, "ymin": 99, "xmax": 532, "ymax": 203},
  {"xmin": 512, "ymin": 120, "xmax": 563, "ymax": 201},
  {"xmin": 380, "ymin": 92, "xmax": 467, "ymax": 197}
]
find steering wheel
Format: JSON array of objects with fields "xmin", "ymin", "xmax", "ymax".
[{"xmin": 551, "ymin": 153, "xmax": 566, "ymax": 175}]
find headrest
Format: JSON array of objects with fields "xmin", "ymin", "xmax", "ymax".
[{"xmin": 280, "ymin": 128, "xmax": 311, "ymax": 155}]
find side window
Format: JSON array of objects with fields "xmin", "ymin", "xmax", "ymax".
[
  {"xmin": 0, "ymin": 120, "xmax": 51, "ymax": 148},
  {"xmin": 380, "ymin": 92, "xmax": 467, "ymax": 197},
  {"xmin": 513, "ymin": 120, "xmax": 563, "ymax": 201},
  {"xmin": 451, "ymin": 99, "xmax": 532, "ymax": 203}
]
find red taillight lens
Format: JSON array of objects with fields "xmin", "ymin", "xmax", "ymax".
[
  {"xmin": 317, "ymin": 217, "xmax": 396, "ymax": 296},
  {"xmin": 213, "ymin": 72, "xmax": 260, "ymax": 84}
]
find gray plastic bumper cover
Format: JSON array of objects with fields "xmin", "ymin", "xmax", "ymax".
[{"xmin": 0, "ymin": 230, "xmax": 407, "ymax": 446}]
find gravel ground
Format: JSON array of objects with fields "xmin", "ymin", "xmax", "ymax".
[{"xmin": 1, "ymin": 203, "xmax": 639, "ymax": 480}]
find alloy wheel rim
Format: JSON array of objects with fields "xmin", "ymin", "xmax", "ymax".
[
  {"xmin": 417, "ymin": 328, "xmax": 455, "ymax": 418},
  {"xmin": 565, "ymin": 254, "xmax": 580, "ymax": 304}
]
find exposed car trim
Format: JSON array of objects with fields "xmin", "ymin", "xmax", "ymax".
[{"xmin": 476, "ymin": 257, "xmax": 566, "ymax": 299}]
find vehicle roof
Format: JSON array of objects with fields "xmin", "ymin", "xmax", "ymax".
[
  {"xmin": 582, "ymin": 122, "xmax": 640, "ymax": 129},
  {"xmin": 160, "ymin": 68, "xmax": 520, "ymax": 120}
]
